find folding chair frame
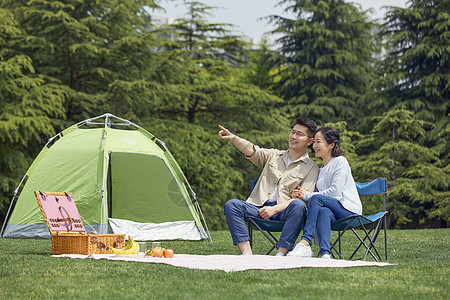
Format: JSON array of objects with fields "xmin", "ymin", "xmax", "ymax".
[
  {"xmin": 330, "ymin": 177, "xmax": 389, "ymax": 261},
  {"xmin": 244, "ymin": 179, "xmax": 286, "ymax": 255},
  {"xmin": 331, "ymin": 211, "xmax": 388, "ymax": 261},
  {"xmin": 246, "ymin": 217, "xmax": 284, "ymax": 255}
]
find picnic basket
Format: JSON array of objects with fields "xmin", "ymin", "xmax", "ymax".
[{"xmin": 35, "ymin": 191, "xmax": 126, "ymax": 255}]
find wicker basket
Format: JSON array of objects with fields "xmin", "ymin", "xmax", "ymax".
[
  {"xmin": 51, "ymin": 233, "xmax": 125, "ymax": 255},
  {"xmin": 35, "ymin": 191, "xmax": 126, "ymax": 255}
]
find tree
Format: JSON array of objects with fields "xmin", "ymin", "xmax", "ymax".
[
  {"xmin": 240, "ymin": 39, "xmax": 280, "ymax": 92},
  {"xmin": 357, "ymin": 0, "xmax": 450, "ymax": 227},
  {"xmin": 0, "ymin": 0, "xmax": 182, "ymax": 225},
  {"xmin": 378, "ymin": 0, "xmax": 450, "ymax": 146},
  {"xmin": 268, "ymin": 0, "xmax": 377, "ymax": 125},
  {"xmin": 0, "ymin": 0, "xmax": 289, "ymax": 229},
  {"xmin": 155, "ymin": 1, "xmax": 282, "ymax": 127},
  {"xmin": 355, "ymin": 109, "xmax": 449, "ymax": 228},
  {"xmin": 137, "ymin": 1, "xmax": 291, "ymax": 229},
  {"xmin": 0, "ymin": 7, "xmax": 65, "ymax": 223},
  {"xmin": 5, "ymin": 0, "xmax": 167, "ymax": 123}
]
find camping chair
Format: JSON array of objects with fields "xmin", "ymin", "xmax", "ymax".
[
  {"xmin": 330, "ymin": 177, "xmax": 388, "ymax": 261},
  {"xmin": 245, "ymin": 179, "xmax": 287, "ymax": 255}
]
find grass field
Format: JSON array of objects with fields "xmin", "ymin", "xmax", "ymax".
[{"xmin": 0, "ymin": 229, "xmax": 449, "ymax": 299}]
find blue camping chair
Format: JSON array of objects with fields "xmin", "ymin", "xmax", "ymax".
[
  {"xmin": 245, "ymin": 180, "xmax": 297, "ymax": 255},
  {"xmin": 330, "ymin": 177, "xmax": 388, "ymax": 261}
]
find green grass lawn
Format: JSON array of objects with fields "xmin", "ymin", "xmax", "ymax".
[{"xmin": 1, "ymin": 229, "xmax": 449, "ymax": 299}]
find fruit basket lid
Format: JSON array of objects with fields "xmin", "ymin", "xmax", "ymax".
[{"xmin": 35, "ymin": 191, "xmax": 87, "ymax": 235}]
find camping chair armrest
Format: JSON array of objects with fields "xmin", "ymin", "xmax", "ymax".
[{"xmin": 359, "ymin": 211, "xmax": 388, "ymax": 223}]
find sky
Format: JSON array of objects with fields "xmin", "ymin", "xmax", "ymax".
[{"xmin": 152, "ymin": 0, "xmax": 409, "ymax": 42}]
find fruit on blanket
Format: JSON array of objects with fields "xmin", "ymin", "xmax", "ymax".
[
  {"xmin": 151, "ymin": 247, "xmax": 164, "ymax": 257},
  {"xmin": 129, "ymin": 237, "xmax": 140, "ymax": 254},
  {"xmin": 163, "ymin": 249, "xmax": 174, "ymax": 258},
  {"xmin": 108, "ymin": 236, "xmax": 139, "ymax": 255}
]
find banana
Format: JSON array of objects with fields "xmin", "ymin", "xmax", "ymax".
[
  {"xmin": 130, "ymin": 236, "xmax": 140, "ymax": 254},
  {"xmin": 108, "ymin": 236, "xmax": 140, "ymax": 255}
]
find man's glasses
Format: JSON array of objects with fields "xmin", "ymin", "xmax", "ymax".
[{"xmin": 290, "ymin": 130, "xmax": 311, "ymax": 138}]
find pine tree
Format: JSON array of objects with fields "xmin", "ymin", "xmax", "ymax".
[
  {"xmin": 379, "ymin": 0, "xmax": 450, "ymax": 146},
  {"xmin": 5, "ymin": 0, "xmax": 166, "ymax": 123},
  {"xmin": 269, "ymin": 0, "xmax": 377, "ymax": 125},
  {"xmin": 0, "ymin": 0, "xmax": 179, "ymax": 223},
  {"xmin": 359, "ymin": 0, "xmax": 450, "ymax": 227},
  {"xmin": 139, "ymin": 1, "xmax": 290, "ymax": 229},
  {"xmin": 355, "ymin": 109, "xmax": 449, "ymax": 228},
  {"xmin": 155, "ymin": 1, "xmax": 282, "ymax": 127},
  {"xmin": 240, "ymin": 39, "xmax": 279, "ymax": 92},
  {"xmin": 0, "ymin": 7, "xmax": 65, "ymax": 222}
]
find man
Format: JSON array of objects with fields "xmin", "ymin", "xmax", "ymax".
[{"xmin": 219, "ymin": 118, "xmax": 319, "ymax": 256}]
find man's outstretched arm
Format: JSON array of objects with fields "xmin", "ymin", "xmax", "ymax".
[{"xmin": 218, "ymin": 125, "xmax": 255, "ymax": 157}]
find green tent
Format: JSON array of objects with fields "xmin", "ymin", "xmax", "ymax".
[{"xmin": 1, "ymin": 114, "xmax": 211, "ymax": 241}]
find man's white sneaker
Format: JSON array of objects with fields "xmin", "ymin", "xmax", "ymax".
[
  {"xmin": 287, "ymin": 243, "xmax": 313, "ymax": 257},
  {"xmin": 320, "ymin": 254, "xmax": 332, "ymax": 259}
]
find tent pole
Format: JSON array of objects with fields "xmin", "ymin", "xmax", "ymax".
[
  {"xmin": 105, "ymin": 114, "xmax": 111, "ymax": 128},
  {"xmin": 100, "ymin": 152, "xmax": 112, "ymax": 233},
  {"xmin": 99, "ymin": 118, "xmax": 110, "ymax": 233},
  {"xmin": 45, "ymin": 132, "xmax": 62, "ymax": 148},
  {"xmin": 0, "ymin": 174, "xmax": 27, "ymax": 237},
  {"xmin": 183, "ymin": 178, "xmax": 212, "ymax": 242},
  {"xmin": 79, "ymin": 113, "xmax": 137, "ymax": 128},
  {"xmin": 194, "ymin": 200, "xmax": 213, "ymax": 242},
  {"xmin": 0, "ymin": 194, "xmax": 17, "ymax": 237}
]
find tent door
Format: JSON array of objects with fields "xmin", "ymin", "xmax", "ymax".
[{"xmin": 108, "ymin": 152, "xmax": 193, "ymax": 224}]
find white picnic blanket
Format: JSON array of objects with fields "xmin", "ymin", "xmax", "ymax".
[{"xmin": 53, "ymin": 253, "xmax": 395, "ymax": 273}]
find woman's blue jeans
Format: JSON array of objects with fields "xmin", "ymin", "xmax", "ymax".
[
  {"xmin": 301, "ymin": 195, "xmax": 354, "ymax": 256},
  {"xmin": 224, "ymin": 199, "xmax": 306, "ymax": 251}
]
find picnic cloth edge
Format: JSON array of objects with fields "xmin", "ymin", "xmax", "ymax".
[{"xmin": 52, "ymin": 253, "xmax": 396, "ymax": 273}]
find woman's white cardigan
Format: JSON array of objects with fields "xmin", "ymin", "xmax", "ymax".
[{"xmin": 303, "ymin": 156, "xmax": 362, "ymax": 214}]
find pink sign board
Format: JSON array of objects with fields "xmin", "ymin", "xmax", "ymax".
[{"xmin": 36, "ymin": 192, "xmax": 86, "ymax": 233}]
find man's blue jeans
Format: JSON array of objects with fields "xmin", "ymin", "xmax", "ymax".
[
  {"xmin": 301, "ymin": 195, "xmax": 354, "ymax": 256},
  {"xmin": 224, "ymin": 199, "xmax": 306, "ymax": 251}
]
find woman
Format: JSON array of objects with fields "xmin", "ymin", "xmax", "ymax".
[{"xmin": 287, "ymin": 126, "xmax": 362, "ymax": 258}]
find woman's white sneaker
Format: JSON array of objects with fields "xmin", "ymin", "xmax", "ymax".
[
  {"xmin": 320, "ymin": 254, "xmax": 331, "ymax": 259},
  {"xmin": 287, "ymin": 243, "xmax": 313, "ymax": 257}
]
